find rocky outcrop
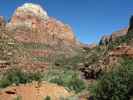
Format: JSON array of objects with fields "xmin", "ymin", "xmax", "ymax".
[
  {"xmin": 99, "ymin": 35, "xmax": 110, "ymax": 45},
  {"xmin": 110, "ymin": 28, "xmax": 128, "ymax": 41},
  {"xmin": 100, "ymin": 28, "xmax": 128, "ymax": 45},
  {"xmin": 109, "ymin": 45, "xmax": 133, "ymax": 57},
  {"xmin": 0, "ymin": 16, "xmax": 5, "ymax": 28},
  {"xmin": 7, "ymin": 3, "xmax": 76, "ymax": 45},
  {"xmin": 129, "ymin": 16, "xmax": 133, "ymax": 31}
]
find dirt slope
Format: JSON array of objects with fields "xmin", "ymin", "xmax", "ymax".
[{"xmin": 0, "ymin": 81, "xmax": 72, "ymax": 100}]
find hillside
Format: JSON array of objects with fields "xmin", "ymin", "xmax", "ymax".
[
  {"xmin": 0, "ymin": 3, "xmax": 82, "ymax": 72},
  {"xmin": 0, "ymin": 16, "xmax": 31, "ymax": 72}
]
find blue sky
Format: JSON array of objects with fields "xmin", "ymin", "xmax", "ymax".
[{"xmin": 0, "ymin": 0, "xmax": 133, "ymax": 44}]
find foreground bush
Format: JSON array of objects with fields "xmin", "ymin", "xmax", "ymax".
[
  {"xmin": 91, "ymin": 58, "xmax": 133, "ymax": 100},
  {"xmin": 43, "ymin": 70, "xmax": 87, "ymax": 93},
  {"xmin": 0, "ymin": 67, "xmax": 87, "ymax": 94},
  {"xmin": 0, "ymin": 68, "xmax": 42, "ymax": 88},
  {"xmin": 44, "ymin": 96, "xmax": 51, "ymax": 100}
]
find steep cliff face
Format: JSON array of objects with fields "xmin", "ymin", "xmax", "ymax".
[
  {"xmin": 1, "ymin": 3, "xmax": 81, "ymax": 71},
  {"xmin": 7, "ymin": 3, "xmax": 76, "ymax": 45}
]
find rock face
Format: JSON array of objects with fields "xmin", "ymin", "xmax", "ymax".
[
  {"xmin": 110, "ymin": 28, "xmax": 128, "ymax": 41},
  {"xmin": 99, "ymin": 35, "xmax": 110, "ymax": 45},
  {"xmin": 8, "ymin": 3, "xmax": 48, "ymax": 28},
  {"xmin": 129, "ymin": 16, "xmax": 133, "ymax": 31},
  {"xmin": 0, "ymin": 22, "xmax": 31, "ymax": 72},
  {"xmin": 100, "ymin": 28, "xmax": 128, "ymax": 45},
  {"xmin": 7, "ymin": 3, "xmax": 76, "ymax": 45},
  {"xmin": 109, "ymin": 45, "xmax": 133, "ymax": 57},
  {"xmin": 2, "ymin": 3, "xmax": 80, "ymax": 71},
  {"xmin": 0, "ymin": 16, "xmax": 5, "ymax": 28}
]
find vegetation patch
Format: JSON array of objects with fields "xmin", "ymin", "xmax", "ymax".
[
  {"xmin": 22, "ymin": 43, "xmax": 49, "ymax": 49},
  {"xmin": 90, "ymin": 57, "xmax": 133, "ymax": 100},
  {"xmin": 0, "ymin": 68, "xmax": 42, "ymax": 88},
  {"xmin": 44, "ymin": 96, "xmax": 51, "ymax": 100},
  {"xmin": 0, "ymin": 67, "xmax": 87, "ymax": 94},
  {"xmin": 32, "ymin": 56, "xmax": 48, "ymax": 62},
  {"xmin": 43, "ymin": 69, "xmax": 87, "ymax": 93},
  {"xmin": 108, "ymin": 30, "xmax": 133, "ymax": 49}
]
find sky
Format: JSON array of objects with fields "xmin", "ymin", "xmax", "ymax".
[{"xmin": 0, "ymin": 0, "xmax": 133, "ymax": 44}]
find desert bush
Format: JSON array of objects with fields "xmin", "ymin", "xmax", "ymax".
[
  {"xmin": 32, "ymin": 57, "xmax": 48, "ymax": 62},
  {"xmin": 22, "ymin": 43, "xmax": 49, "ymax": 49},
  {"xmin": 44, "ymin": 96, "xmax": 51, "ymax": 100},
  {"xmin": 13, "ymin": 96, "xmax": 22, "ymax": 100},
  {"xmin": 54, "ymin": 53, "xmax": 84, "ymax": 70},
  {"xmin": 28, "ymin": 71, "xmax": 42, "ymax": 82},
  {"xmin": 90, "ymin": 58, "xmax": 133, "ymax": 100},
  {"xmin": 0, "ymin": 68, "xmax": 42, "ymax": 88},
  {"xmin": 60, "ymin": 95, "xmax": 79, "ymax": 100},
  {"xmin": 42, "ymin": 69, "xmax": 87, "ymax": 93}
]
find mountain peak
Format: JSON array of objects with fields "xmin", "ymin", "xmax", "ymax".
[
  {"xmin": 15, "ymin": 3, "xmax": 49, "ymax": 20},
  {"xmin": 6, "ymin": 3, "xmax": 77, "ymax": 45}
]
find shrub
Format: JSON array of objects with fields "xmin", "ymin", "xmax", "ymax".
[
  {"xmin": 49, "ymin": 70, "xmax": 87, "ymax": 93},
  {"xmin": 44, "ymin": 96, "xmax": 51, "ymax": 100},
  {"xmin": 27, "ymin": 70, "xmax": 42, "ymax": 81},
  {"xmin": 54, "ymin": 54, "xmax": 84, "ymax": 70},
  {"xmin": 42, "ymin": 69, "xmax": 87, "ymax": 93},
  {"xmin": 22, "ymin": 43, "xmax": 49, "ymax": 49},
  {"xmin": 13, "ymin": 96, "xmax": 22, "ymax": 100},
  {"xmin": 90, "ymin": 58, "xmax": 133, "ymax": 100},
  {"xmin": 60, "ymin": 95, "xmax": 79, "ymax": 100},
  {"xmin": 0, "ymin": 68, "xmax": 42, "ymax": 88}
]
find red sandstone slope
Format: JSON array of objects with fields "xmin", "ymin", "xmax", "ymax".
[{"xmin": 0, "ymin": 81, "xmax": 72, "ymax": 100}]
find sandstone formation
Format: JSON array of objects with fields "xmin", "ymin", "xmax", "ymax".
[
  {"xmin": 0, "ymin": 3, "xmax": 81, "ymax": 72},
  {"xmin": 99, "ymin": 35, "xmax": 110, "ymax": 45},
  {"xmin": 110, "ymin": 28, "xmax": 128, "ymax": 41},
  {"xmin": 109, "ymin": 45, "xmax": 133, "ymax": 57},
  {"xmin": 0, "ymin": 16, "xmax": 5, "ymax": 28},
  {"xmin": 129, "ymin": 16, "xmax": 133, "ymax": 31},
  {"xmin": 7, "ymin": 3, "xmax": 76, "ymax": 45},
  {"xmin": 100, "ymin": 28, "xmax": 128, "ymax": 45},
  {"xmin": 0, "ymin": 23, "xmax": 31, "ymax": 72}
]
